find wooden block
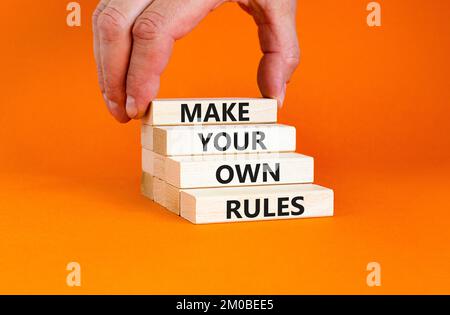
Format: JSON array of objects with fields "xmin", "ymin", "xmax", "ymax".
[
  {"xmin": 141, "ymin": 173, "xmax": 169, "ymax": 207},
  {"xmin": 165, "ymin": 182, "xmax": 182, "ymax": 215},
  {"xmin": 150, "ymin": 124, "xmax": 296, "ymax": 156},
  {"xmin": 141, "ymin": 148, "xmax": 165, "ymax": 179},
  {"xmin": 141, "ymin": 125, "xmax": 153, "ymax": 150},
  {"xmin": 141, "ymin": 172, "xmax": 182, "ymax": 215},
  {"xmin": 165, "ymin": 152, "xmax": 314, "ymax": 188},
  {"xmin": 180, "ymin": 184, "xmax": 333, "ymax": 224},
  {"xmin": 141, "ymin": 98, "xmax": 277, "ymax": 126},
  {"xmin": 140, "ymin": 172, "xmax": 154, "ymax": 200},
  {"xmin": 153, "ymin": 176, "xmax": 166, "ymax": 207}
]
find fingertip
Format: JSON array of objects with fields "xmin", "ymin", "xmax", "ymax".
[
  {"xmin": 133, "ymin": 108, "xmax": 147, "ymax": 120},
  {"xmin": 277, "ymin": 82, "xmax": 287, "ymax": 108},
  {"xmin": 257, "ymin": 54, "xmax": 292, "ymax": 109},
  {"xmin": 104, "ymin": 96, "xmax": 130, "ymax": 123},
  {"xmin": 113, "ymin": 114, "xmax": 131, "ymax": 124},
  {"xmin": 126, "ymin": 95, "xmax": 150, "ymax": 120},
  {"xmin": 125, "ymin": 95, "xmax": 138, "ymax": 119}
]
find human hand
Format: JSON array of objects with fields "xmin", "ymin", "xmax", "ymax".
[{"xmin": 93, "ymin": 0, "xmax": 300, "ymax": 123}]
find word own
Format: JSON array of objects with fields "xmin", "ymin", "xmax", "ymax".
[{"xmin": 216, "ymin": 163, "xmax": 280, "ymax": 184}]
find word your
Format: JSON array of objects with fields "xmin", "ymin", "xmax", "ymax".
[
  {"xmin": 198, "ymin": 131, "xmax": 266, "ymax": 152},
  {"xmin": 227, "ymin": 196, "xmax": 305, "ymax": 219},
  {"xmin": 66, "ymin": 2, "xmax": 81, "ymax": 27},
  {"xmin": 216, "ymin": 163, "xmax": 280, "ymax": 184},
  {"xmin": 181, "ymin": 102, "xmax": 250, "ymax": 123}
]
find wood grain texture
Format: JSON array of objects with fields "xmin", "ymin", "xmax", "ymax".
[
  {"xmin": 141, "ymin": 172, "xmax": 333, "ymax": 224},
  {"xmin": 141, "ymin": 125, "xmax": 153, "ymax": 150},
  {"xmin": 141, "ymin": 148, "xmax": 165, "ymax": 179},
  {"xmin": 140, "ymin": 172, "xmax": 155, "ymax": 200},
  {"xmin": 141, "ymin": 98, "xmax": 277, "ymax": 126},
  {"xmin": 164, "ymin": 152, "xmax": 314, "ymax": 188},
  {"xmin": 153, "ymin": 176, "xmax": 166, "ymax": 208},
  {"xmin": 141, "ymin": 172, "xmax": 182, "ymax": 215},
  {"xmin": 180, "ymin": 184, "xmax": 334, "ymax": 224},
  {"xmin": 164, "ymin": 182, "xmax": 182, "ymax": 215},
  {"xmin": 147, "ymin": 124, "xmax": 296, "ymax": 156}
]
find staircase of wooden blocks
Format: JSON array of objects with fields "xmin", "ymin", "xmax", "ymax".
[{"xmin": 141, "ymin": 98, "xmax": 334, "ymax": 224}]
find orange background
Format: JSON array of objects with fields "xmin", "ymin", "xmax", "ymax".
[{"xmin": 1, "ymin": 0, "xmax": 449, "ymax": 294}]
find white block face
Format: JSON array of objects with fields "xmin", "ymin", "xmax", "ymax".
[
  {"xmin": 165, "ymin": 152, "xmax": 314, "ymax": 188},
  {"xmin": 141, "ymin": 98, "xmax": 277, "ymax": 126},
  {"xmin": 180, "ymin": 184, "xmax": 333, "ymax": 224},
  {"xmin": 151, "ymin": 124, "xmax": 296, "ymax": 156}
]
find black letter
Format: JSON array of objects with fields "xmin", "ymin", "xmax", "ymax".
[
  {"xmin": 244, "ymin": 199, "xmax": 260, "ymax": 218},
  {"xmin": 204, "ymin": 103, "xmax": 220, "ymax": 122},
  {"xmin": 198, "ymin": 133, "xmax": 213, "ymax": 152},
  {"xmin": 262, "ymin": 163, "xmax": 280, "ymax": 182},
  {"xmin": 181, "ymin": 103, "xmax": 201, "ymax": 122},
  {"xmin": 234, "ymin": 132, "xmax": 249, "ymax": 150},
  {"xmin": 227, "ymin": 200, "xmax": 242, "ymax": 219},
  {"xmin": 277, "ymin": 197, "xmax": 290, "ymax": 216},
  {"xmin": 222, "ymin": 102, "xmax": 237, "ymax": 122},
  {"xmin": 263, "ymin": 198, "xmax": 275, "ymax": 217},
  {"xmin": 253, "ymin": 131, "xmax": 267, "ymax": 150},
  {"xmin": 216, "ymin": 165, "xmax": 234, "ymax": 184},
  {"xmin": 238, "ymin": 102, "xmax": 250, "ymax": 121},
  {"xmin": 291, "ymin": 196, "xmax": 305, "ymax": 215},
  {"xmin": 236, "ymin": 164, "xmax": 260, "ymax": 183},
  {"xmin": 214, "ymin": 132, "xmax": 231, "ymax": 151}
]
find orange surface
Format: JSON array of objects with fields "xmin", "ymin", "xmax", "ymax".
[{"xmin": 0, "ymin": 0, "xmax": 449, "ymax": 294}]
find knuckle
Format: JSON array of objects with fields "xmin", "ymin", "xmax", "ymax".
[
  {"xmin": 133, "ymin": 11, "xmax": 166, "ymax": 41},
  {"xmin": 284, "ymin": 46, "xmax": 300, "ymax": 69},
  {"xmin": 97, "ymin": 7, "xmax": 128, "ymax": 41}
]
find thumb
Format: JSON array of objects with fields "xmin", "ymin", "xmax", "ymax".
[{"xmin": 242, "ymin": 0, "xmax": 300, "ymax": 107}]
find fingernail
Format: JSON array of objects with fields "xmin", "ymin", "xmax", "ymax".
[
  {"xmin": 126, "ymin": 95, "xmax": 138, "ymax": 118},
  {"xmin": 107, "ymin": 99, "xmax": 120, "ymax": 117},
  {"xmin": 104, "ymin": 94, "xmax": 118, "ymax": 113},
  {"xmin": 103, "ymin": 94, "xmax": 117, "ymax": 111},
  {"xmin": 278, "ymin": 83, "xmax": 287, "ymax": 108}
]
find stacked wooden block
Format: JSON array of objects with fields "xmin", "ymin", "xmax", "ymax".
[{"xmin": 141, "ymin": 98, "xmax": 334, "ymax": 224}]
